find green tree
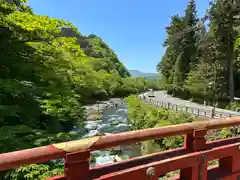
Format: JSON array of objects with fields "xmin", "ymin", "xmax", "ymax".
[
  {"xmin": 158, "ymin": 0, "xmax": 199, "ymax": 94},
  {"xmin": 158, "ymin": 15, "xmax": 185, "ymax": 84},
  {"xmin": 209, "ymin": 0, "xmax": 240, "ymax": 102},
  {"xmin": 77, "ymin": 34, "xmax": 130, "ymax": 77},
  {"xmin": 181, "ymin": 0, "xmax": 199, "ymax": 73}
]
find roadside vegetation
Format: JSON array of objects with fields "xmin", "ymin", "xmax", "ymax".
[
  {"xmin": 126, "ymin": 95, "xmax": 240, "ymax": 178},
  {"xmin": 126, "ymin": 95, "xmax": 195, "ymax": 154},
  {"xmin": 126, "ymin": 95, "xmax": 240, "ymax": 152}
]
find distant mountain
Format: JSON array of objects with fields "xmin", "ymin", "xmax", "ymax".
[{"xmin": 129, "ymin": 70, "xmax": 159, "ymax": 79}]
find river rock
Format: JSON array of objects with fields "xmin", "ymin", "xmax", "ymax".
[
  {"xmin": 84, "ymin": 120, "xmax": 102, "ymax": 130},
  {"xmin": 91, "ymin": 150, "xmax": 109, "ymax": 157},
  {"xmin": 109, "ymin": 147, "xmax": 121, "ymax": 155},
  {"xmin": 84, "ymin": 123, "xmax": 98, "ymax": 130},
  {"xmin": 83, "ymin": 130, "xmax": 100, "ymax": 138},
  {"xmin": 97, "ymin": 123, "xmax": 110, "ymax": 131}
]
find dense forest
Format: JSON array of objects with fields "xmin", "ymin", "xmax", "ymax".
[
  {"xmin": 0, "ymin": 0, "xmax": 162, "ymax": 179},
  {"xmin": 158, "ymin": 0, "xmax": 240, "ymax": 108}
]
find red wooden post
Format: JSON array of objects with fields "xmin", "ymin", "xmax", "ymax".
[
  {"xmin": 219, "ymin": 153, "xmax": 240, "ymax": 174},
  {"xmin": 181, "ymin": 129, "xmax": 207, "ymax": 180},
  {"xmin": 64, "ymin": 151, "xmax": 90, "ymax": 180},
  {"xmin": 184, "ymin": 129, "xmax": 207, "ymax": 152},
  {"xmin": 180, "ymin": 165, "xmax": 199, "ymax": 180}
]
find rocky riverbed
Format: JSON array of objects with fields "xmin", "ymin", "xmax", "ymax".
[{"xmin": 80, "ymin": 98, "xmax": 141, "ymax": 166}]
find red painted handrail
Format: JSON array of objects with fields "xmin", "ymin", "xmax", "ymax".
[{"xmin": 1, "ymin": 117, "xmax": 240, "ymax": 180}]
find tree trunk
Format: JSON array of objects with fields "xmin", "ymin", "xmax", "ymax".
[
  {"xmin": 229, "ymin": 50, "xmax": 234, "ymax": 103},
  {"xmin": 228, "ymin": 20, "xmax": 235, "ymax": 103}
]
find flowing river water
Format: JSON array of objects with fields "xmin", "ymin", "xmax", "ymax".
[{"xmin": 79, "ymin": 98, "xmax": 142, "ymax": 166}]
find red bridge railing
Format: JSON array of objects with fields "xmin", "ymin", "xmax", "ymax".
[{"xmin": 1, "ymin": 118, "xmax": 240, "ymax": 180}]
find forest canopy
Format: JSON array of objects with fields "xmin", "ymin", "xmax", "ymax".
[{"xmin": 0, "ymin": 0, "xmax": 161, "ymax": 159}]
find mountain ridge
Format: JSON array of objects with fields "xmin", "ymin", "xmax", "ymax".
[{"xmin": 129, "ymin": 70, "xmax": 158, "ymax": 78}]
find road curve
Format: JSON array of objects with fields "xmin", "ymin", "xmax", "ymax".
[{"xmin": 141, "ymin": 91, "xmax": 240, "ymax": 118}]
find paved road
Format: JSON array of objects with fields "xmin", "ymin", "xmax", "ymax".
[{"xmin": 142, "ymin": 91, "xmax": 240, "ymax": 118}]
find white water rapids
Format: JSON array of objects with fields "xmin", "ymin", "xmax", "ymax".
[{"xmin": 77, "ymin": 99, "xmax": 141, "ymax": 166}]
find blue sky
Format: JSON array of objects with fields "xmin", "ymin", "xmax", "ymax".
[{"xmin": 29, "ymin": 0, "xmax": 210, "ymax": 73}]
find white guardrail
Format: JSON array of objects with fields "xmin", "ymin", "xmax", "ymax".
[{"xmin": 139, "ymin": 94, "xmax": 240, "ymax": 120}]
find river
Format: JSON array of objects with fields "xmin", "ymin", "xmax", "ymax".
[{"xmin": 79, "ymin": 98, "xmax": 142, "ymax": 166}]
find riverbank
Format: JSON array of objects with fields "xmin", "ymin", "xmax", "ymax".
[{"xmin": 84, "ymin": 98, "xmax": 124, "ymax": 121}]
